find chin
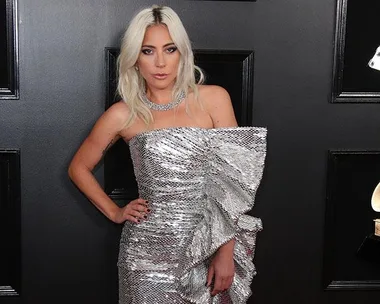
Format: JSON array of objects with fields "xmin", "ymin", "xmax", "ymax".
[{"xmin": 148, "ymin": 79, "xmax": 176, "ymax": 90}]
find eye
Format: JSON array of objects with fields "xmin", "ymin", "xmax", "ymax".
[
  {"xmin": 141, "ymin": 49, "xmax": 153, "ymax": 55},
  {"xmin": 166, "ymin": 47, "xmax": 178, "ymax": 54}
]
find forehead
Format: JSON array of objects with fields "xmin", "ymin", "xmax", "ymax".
[{"xmin": 142, "ymin": 24, "xmax": 174, "ymax": 45}]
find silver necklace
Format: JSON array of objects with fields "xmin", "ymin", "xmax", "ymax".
[{"xmin": 141, "ymin": 91, "xmax": 186, "ymax": 111}]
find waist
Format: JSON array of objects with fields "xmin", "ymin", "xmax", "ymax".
[
  {"xmin": 121, "ymin": 196, "xmax": 206, "ymax": 239},
  {"xmin": 136, "ymin": 176, "xmax": 205, "ymax": 197}
]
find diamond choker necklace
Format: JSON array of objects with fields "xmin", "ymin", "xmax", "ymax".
[{"xmin": 141, "ymin": 90, "xmax": 186, "ymax": 111}]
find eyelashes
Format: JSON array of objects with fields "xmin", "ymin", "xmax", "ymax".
[
  {"xmin": 166, "ymin": 47, "xmax": 178, "ymax": 53},
  {"xmin": 141, "ymin": 47, "xmax": 178, "ymax": 55},
  {"xmin": 141, "ymin": 49, "xmax": 153, "ymax": 55}
]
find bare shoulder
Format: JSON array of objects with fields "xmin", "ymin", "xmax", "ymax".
[
  {"xmin": 86, "ymin": 100, "xmax": 132, "ymax": 142},
  {"xmin": 197, "ymin": 85, "xmax": 238, "ymax": 127},
  {"xmin": 198, "ymin": 84, "xmax": 230, "ymax": 105},
  {"xmin": 103, "ymin": 100, "xmax": 130, "ymax": 122},
  {"xmin": 94, "ymin": 100, "xmax": 131, "ymax": 132}
]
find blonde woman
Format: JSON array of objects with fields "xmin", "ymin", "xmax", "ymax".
[{"xmin": 68, "ymin": 5, "xmax": 266, "ymax": 304}]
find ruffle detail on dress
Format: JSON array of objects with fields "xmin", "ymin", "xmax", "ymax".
[{"xmin": 178, "ymin": 127, "xmax": 267, "ymax": 303}]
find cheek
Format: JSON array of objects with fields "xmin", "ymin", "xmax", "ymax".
[
  {"xmin": 137, "ymin": 62, "xmax": 153, "ymax": 78},
  {"xmin": 137, "ymin": 55, "xmax": 153, "ymax": 68},
  {"xmin": 137, "ymin": 65, "xmax": 151, "ymax": 80},
  {"xmin": 171, "ymin": 55, "xmax": 180, "ymax": 69}
]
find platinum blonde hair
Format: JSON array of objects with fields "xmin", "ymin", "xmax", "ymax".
[{"xmin": 117, "ymin": 5, "xmax": 204, "ymax": 127}]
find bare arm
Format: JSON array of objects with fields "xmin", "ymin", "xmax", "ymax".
[
  {"xmin": 68, "ymin": 102, "xmax": 148, "ymax": 223},
  {"xmin": 204, "ymin": 86, "xmax": 237, "ymax": 249},
  {"xmin": 202, "ymin": 85, "xmax": 238, "ymax": 295},
  {"xmin": 203, "ymin": 85, "xmax": 238, "ymax": 128}
]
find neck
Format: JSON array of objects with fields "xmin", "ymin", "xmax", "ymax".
[{"xmin": 145, "ymin": 86, "xmax": 174, "ymax": 104}]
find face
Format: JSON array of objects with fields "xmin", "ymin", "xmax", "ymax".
[{"xmin": 136, "ymin": 24, "xmax": 180, "ymax": 91}]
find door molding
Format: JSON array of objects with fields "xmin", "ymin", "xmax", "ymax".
[{"xmin": 0, "ymin": 149, "xmax": 21, "ymax": 296}]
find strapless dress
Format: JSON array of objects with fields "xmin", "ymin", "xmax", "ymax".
[{"xmin": 117, "ymin": 127, "xmax": 267, "ymax": 304}]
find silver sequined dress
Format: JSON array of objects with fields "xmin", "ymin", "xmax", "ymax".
[{"xmin": 118, "ymin": 127, "xmax": 267, "ymax": 304}]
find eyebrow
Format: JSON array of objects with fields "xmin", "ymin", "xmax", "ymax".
[{"xmin": 141, "ymin": 42, "xmax": 176, "ymax": 48}]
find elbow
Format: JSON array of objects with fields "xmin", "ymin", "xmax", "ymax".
[
  {"xmin": 68, "ymin": 159, "xmax": 92, "ymax": 181},
  {"xmin": 67, "ymin": 160, "xmax": 77, "ymax": 181},
  {"xmin": 67, "ymin": 164, "xmax": 74, "ymax": 181}
]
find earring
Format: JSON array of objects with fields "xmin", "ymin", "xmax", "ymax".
[{"xmin": 135, "ymin": 66, "xmax": 139, "ymax": 71}]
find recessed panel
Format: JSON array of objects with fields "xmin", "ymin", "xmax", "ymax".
[
  {"xmin": 332, "ymin": 0, "xmax": 380, "ymax": 102},
  {"xmin": 0, "ymin": 0, "xmax": 19, "ymax": 99},
  {"xmin": 0, "ymin": 149, "xmax": 21, "ymax": 296},
  {"xmin": 324, "ymin": 151, "xmax": 380, "ymax": 290}
]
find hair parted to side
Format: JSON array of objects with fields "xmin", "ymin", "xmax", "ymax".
[{"xmin": 117, "ymin": 5, "xmax": 204, "ymax": 127}]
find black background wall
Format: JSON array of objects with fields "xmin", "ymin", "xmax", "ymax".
[{"xmin": 1, "ymin": 0, "xmax": 380, "ymax": 303}]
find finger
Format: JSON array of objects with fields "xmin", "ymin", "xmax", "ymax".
[
  {"xmin": 206, "ymin": 265, "xmax": 214, "ymax": 287},
  {"xmin": 220, "ymin": 277, "xmax": 232, "ymax": 291},
  {"xmin": 128, "ymin": 199, "xmax": 147, "ymax": 209},
  {"xmin": 211, "ymin": 288, "xmax": 222, "ymax": 296},
  {"xmin": 128, "ymin": 198, "xmax": 147, "ymax": 207},
  {"xmin": 133, "ymin": 204, "xmax": 150, "ymax": 213},
  {"xmin": 124, "ymin": 214, "xmax": 140, "ymax": 224},
  {"xmin": 136, "ymin": 198, "xmax": 149, "ymax": 205},
  {"xmin": 224, "ymin": 277, "xmax": 233, "ymax": 290},
  {"xmin": 128, "ymin": 210, "xmax": 146, "ymax": 219},
  {"xmin": 227, "ymin": 276, "xmax": 234, "ymax": 288},
  {"xmin": 131, "ymin": 201, "xmax": 150, "ymax": 213},
  {"xmin": 211, "ymin": 276, "xmax": 223, "ymax": 296}
]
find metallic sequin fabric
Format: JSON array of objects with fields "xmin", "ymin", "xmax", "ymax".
[{"xmin": 118, "ymin": 127, "xmax": 267, "ymax": 304}]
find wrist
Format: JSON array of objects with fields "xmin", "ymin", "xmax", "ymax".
[
  {"xmin": 217, "ymin": 239, "xmax": 235, "ymax": 256},
  {"xmin": 107, "ymin": 205, "xmax": 121, "ymax": 223}
]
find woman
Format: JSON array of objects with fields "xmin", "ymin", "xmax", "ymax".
[{"xmin": 68, "ymin": 5, "xmax": 266, "ymax": 304}]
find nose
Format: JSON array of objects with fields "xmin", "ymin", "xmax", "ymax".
[{"xmin": 155, "ymin": 52, "xmax": 166, "ymax": 68}]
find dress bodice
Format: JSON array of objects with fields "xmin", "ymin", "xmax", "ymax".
[
  {"xmin": 129, "ymin": 127, "xmax": 210, "ymax": 203},
  {"xmin": 128, "ymin": 126, "xmax": 266, "ymax": 199}
]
